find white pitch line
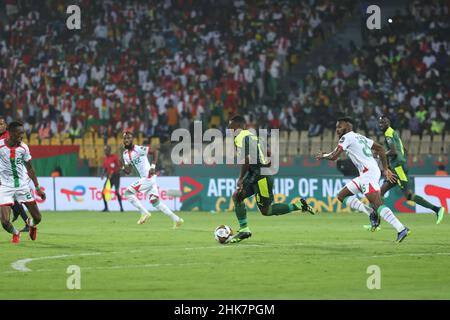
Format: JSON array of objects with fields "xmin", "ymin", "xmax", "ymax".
[
  {"xmin": 371, "ymin": 252, "xmax": 450, "ymax": 258},
  {"xmin": 10, "ymin": 252, "xmax": 101, "ymax": 272}
]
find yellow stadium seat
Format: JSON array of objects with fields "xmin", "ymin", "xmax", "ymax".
[
  {"xmin": 85, "ymin": 146, "xmax": 96, "ymax": 160},
  {"xmin": 310, "ymin": 136, "xmax": 321, "ymax": 154},
  {"xmin": 298, "ymin": 131, "xmax": 309, "ymax": 155},
  {"xmin": 151, "ymin": 137, "xmax": 160, "ymax": 149},
  {"xmin": 419, "ymin": 135, "xmax": 431, "ymax": 155},
  {"xmin": 95, "ymin": 137, "xmax": 104, "ymax": 146},
  {"xmin": 287, "ymin": 131, "xmax": 299, "ymax": 156},
  {"xmin": 29, "ymin": 133, "xmax": 39, "ymax": 146},
  {"xmin": 408, "ymin": 135, "xmax": 420, "ymax": 155},
  {"xmin": 280, "ymin": 131, "xmax": 289, "ymax": 141},
  {"xmin": 95, "ymin": 145, "xmax": 104, "ymax": 159},
  {"xmin": 210, "ymin": 115, "xmax": 221, "ymax": 128},
  {"xmin": 137, "ymin": 134, "xmax": 144, "ymax": 145},
  {"xmin": 63, "ymin": 138, "xmax": 72, "ymax": 145},
  {"xmin": 107, "ymin": 136, "xmax": 116, "ymax": 145},
  {"xmin": 50, "ymin": 136, "xmax": 61, "ymax": 145},
  {"xmin": 73, "ymin": 138, "xmax": 82, "ymax": 146},
  {"xmin": 431, "ymin": 135, "xmax": 443, "ymax": 155},
  {"xmin": 83, "ymin": 132, "xmax": 94, "ymax": 145},
  {"xmin": 40, "ymin": 138, "xmax": 50, "ymax": 145},
  {"xmin": 442, "ymin": 133, "xmax": 450, "ymax": 155},
  {"xmin": 79, "ymin": 145, "xmax": 86, "ymax": 159}
]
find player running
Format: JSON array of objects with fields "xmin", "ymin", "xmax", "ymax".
[
  {"xmin": 316, "ymin": 117, "xmax": 410, "ymax": 242},
  {"xmin": 226, "ymin": 115, "xmax": 315, "ymax": 244},
  {"xmin": 122, "ymin": 131, "xmax": 183, "ymax": 228},
  {"xmin": 0, "ymin": 121, "xmax": 46, "ymax": 244},
  {"xmin": 0, "ymin": 116, "xmax": 29, "ymax": 232},
  {"xmin": 378, "ymin": 116, "xmax": 445, "ymax": 223}
]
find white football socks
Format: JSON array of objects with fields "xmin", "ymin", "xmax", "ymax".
[
  {"xmin": 155, "ymin": 202, "xmax": 181, "ymax": 222},
  {"xmin": 378, "ymin": 206, "xmax": 405, "ymax": 232},
  {"xmin": 128, "ymin": 195, "xmax": 150, "ymax": 215},
  {"xmin": 345, "ymin": 196, "xmax": 373, "ymax": 217}
]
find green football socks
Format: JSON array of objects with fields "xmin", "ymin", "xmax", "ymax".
[
  {"xmin": 412, "ymin": 195, "xmax": 439, "ymax": 213},
  {"xmin": 266, "ymin": 203, "xmax": 292, "ymax": 216},
  {"xmin": 234, "ymin": 201, "xmax": 248, "ymax": 229}
]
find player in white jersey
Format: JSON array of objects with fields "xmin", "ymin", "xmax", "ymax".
[
  {"xmin": 0, "ymin": 121, "xmax": 46, "ymax": 244},
  {"xmin": 316, "ymin": 117, "xmax": 410, "ymax": 242},
  {"xmin": 122, "ymin": 131, "xmax": 183, "ymax": 228}
]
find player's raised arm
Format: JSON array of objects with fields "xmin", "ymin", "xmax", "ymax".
[
  {"xmin": 25, "ymin": 160, "xmax": 46, "ymax": 200},
  {"xmin": 371, "ymin": 142, "xmax": 396, "ymax": 184},
  {"xmin": 315, "ymin": 145, "xmax": 343, "ymax": 161}
]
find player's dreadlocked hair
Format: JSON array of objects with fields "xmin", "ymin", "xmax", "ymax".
[{"xmin": 7, "ymin": 121, "xmax": 24, "ymax": 131}]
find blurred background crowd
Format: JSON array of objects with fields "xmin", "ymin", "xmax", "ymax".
[{"xmin": 0, "ymin": 0, "xmax": 448, "ymax": 146}]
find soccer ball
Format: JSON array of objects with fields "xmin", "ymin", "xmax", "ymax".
[{"xmin": 214, "ymin": 225, "xmax": 233, "ymax": 244}]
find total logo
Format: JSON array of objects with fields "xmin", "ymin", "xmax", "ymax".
[{"xmin": 61, "ymin": 186, "xmax": 86, "ymax": 202}]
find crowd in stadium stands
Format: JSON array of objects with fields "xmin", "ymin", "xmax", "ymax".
[
  {"xmin": 0, "ymin": 0, "xmax": 355, "ymax": 143},
  {"xmin": 0, "ymin": 0, "xmax": 448, "ymax": 145},
  {"xmin": 283, "ymin": 0, "xmax": 449, "ymax": 137}
]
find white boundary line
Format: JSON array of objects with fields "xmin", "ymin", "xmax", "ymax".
[
  {"xmin": 8, "ymin": 241, "xmax": 450, "ymax": 274},
  {"xmin": 10, "ymin": 252, "xmax": 101, "ymax": 272}
]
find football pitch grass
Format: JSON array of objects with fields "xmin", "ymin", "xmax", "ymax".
[{"xmin": 1, "ymin": 210, "xmax": 449, "ymax": 299}]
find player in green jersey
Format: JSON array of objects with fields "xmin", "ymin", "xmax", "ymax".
[
  {"xmin": 225, "ymin": 115, "xmax": 315, "ymax": 244},
  {"xmin": 378, "ymin": 115, "xmax": 445, "ymax": 224}
]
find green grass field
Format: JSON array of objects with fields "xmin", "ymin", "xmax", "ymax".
[{"xmin": 1, "ymin": 211, "xmax": 449, "ymax": 299}]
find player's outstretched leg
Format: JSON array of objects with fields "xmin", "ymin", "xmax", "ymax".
[
  {"xmin": 1, "ymin": 206, "xmax": 21, "ymax": 244},
  {"xmin": 23, "ymin": 201, "xmax": 42, "ymax": 241},
  {"xmin": 404, "ymin": 190, "xmax": 444, "ymax": 225},
  {"xmin": 150, "ymin": 195, "xmax": 183, "ymax": 229},
  {"xmin": 260, "ymin": 200, "xmax": 315, "ymax": 216},
  {"xmin": 125, "ymin": 190, "xmax": 152, "ymax": 224},
  {"xmin": 367, "ymin": 192, "xmax": 409, "ymax": 242}
]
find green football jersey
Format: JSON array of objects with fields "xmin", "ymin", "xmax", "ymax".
[
  {"xmin": 234, "ymin": 129, "xmax": 268, "ymax": 182},
  {"xmin": 384, "ymin": 127, "xmax": 406, "ymax": 166}
]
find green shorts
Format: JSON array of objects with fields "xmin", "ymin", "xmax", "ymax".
[
  {"xmin": 242, "ymin": 175, "xmax": 274, "ymax": 209},
  {"xmin": 391, "ymin": 164, "xmax": 411, "ymax": 191}
]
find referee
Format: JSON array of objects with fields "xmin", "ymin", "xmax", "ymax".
[{"xmin": 101, "ymin": 145, "xmax": 124, "ymax": 212}]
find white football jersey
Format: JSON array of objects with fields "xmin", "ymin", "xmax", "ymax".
[
  {"xmin": 338, "ymin": 131, "xmax": 379, "ymax": 174},
  {"xmin": 123, "ymin": 145, "xmax": 152, "ymax": 178},
  {"xmin": 0, "ymin": 139, "xmax": 32, "ymax": 188}
]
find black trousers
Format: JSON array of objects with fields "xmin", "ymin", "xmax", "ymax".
[{"xmin": 102, "ymin": 173, "xmax": 124, "ymax": 211}]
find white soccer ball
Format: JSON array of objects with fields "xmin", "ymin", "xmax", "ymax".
[{"xmin": 214, "ymin": 225, "xmax": 233, "ymax": 244}]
